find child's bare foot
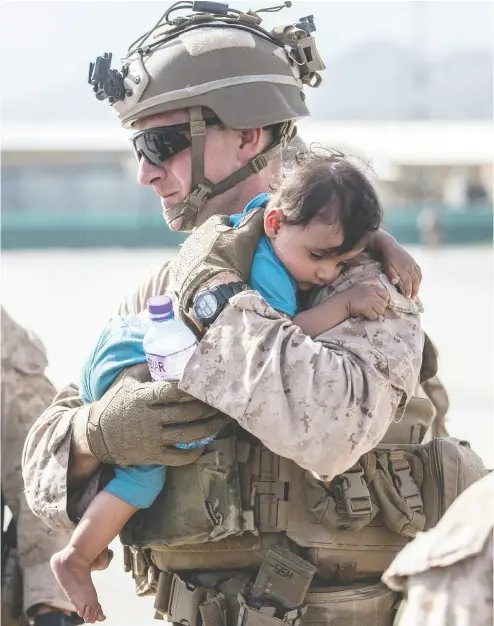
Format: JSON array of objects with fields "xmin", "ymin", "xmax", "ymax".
[{"xmin": 51, "ymin": 548, "xmax": 106, "ymax": 623}]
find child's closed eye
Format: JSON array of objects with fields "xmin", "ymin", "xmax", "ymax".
[{"xmin": 309, "ymin": 251, "xmax": 324, "ymax": 260}]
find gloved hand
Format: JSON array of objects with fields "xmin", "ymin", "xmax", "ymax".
[
  {"xmin": 86, "ymin": 363, "xmax": 232, "ymax": 466},
  {"xmin": 168, "ymin": 207, "xmax": 265, "ymax": 333}
]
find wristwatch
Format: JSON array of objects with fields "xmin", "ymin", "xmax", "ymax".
[{"xmin": 193, "ymin": 281, "xmax": 249, "ymax": 326}]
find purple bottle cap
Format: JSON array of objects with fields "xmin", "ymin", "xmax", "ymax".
[{"xmin": 147, "ymin": 294, "xmax": 174, "ymax": 318}]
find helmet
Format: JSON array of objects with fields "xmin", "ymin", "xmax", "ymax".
[{"xmin": 89, "ymin": 1, "xmax": 326, "ymax": 230}]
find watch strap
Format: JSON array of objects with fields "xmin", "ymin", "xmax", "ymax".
[{"xmin": 213, "ymin": 281, "xmax": 249, "ymax": 304}]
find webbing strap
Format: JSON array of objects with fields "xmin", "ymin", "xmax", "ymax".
[
  {"xmin": 164, "ymin": 117, "xmax": 296, "ymax": 231},
  {"xmin": 337, "ymin": 464, "xmax": 373, "ymax": 518},
  {"xmin": 389, "ymin": 452, "xmax": 424, "ymax": 512},
  {"xmin": 250, "ymin": 445, "xmax": 290, "ymax": 532},
  {"xmin": 199, "ymin": 594, "xmax": 227, "ymax": 626},
  {"xmin": 189, "ymin": 105, "xmax": 206, "ymax": 190},
  {"xmin": 388, "ymin": 451, "xmax": 426, "ymax": 538}
]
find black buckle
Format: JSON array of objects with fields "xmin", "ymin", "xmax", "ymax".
[
  {"xmin": 168, "ymin": 574, "xmax": 207, "ymax": 626},
  {"xmin": 389, "ymin": 453, "xmax": 423, "ymax": 512},
  {"xmin": 187, "ymin": 183, "xmax": 212, "ymax": 211},
  {"xmin": 250, "ymin": 155, "xmax": 269, "ymax": 174},
  {"xmin": 338, "ymin": 467, "xmax": 372, "ymax": 517}
]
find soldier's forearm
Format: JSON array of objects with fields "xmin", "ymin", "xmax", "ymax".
[
  {"xmin": 180, "ymin": 292, "xmax": 403, "ymax": 477},
  {"xmin": 69, "ymin": 407, "xmax": 100, "ymax": 486}
]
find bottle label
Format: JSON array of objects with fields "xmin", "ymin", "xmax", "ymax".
[{"xmin": 145, "ymin": 343, "xmax": 196, "ymax": 381}]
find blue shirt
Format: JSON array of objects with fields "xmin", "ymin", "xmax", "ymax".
[{"xmin": 230, "ymin": 193, "xmax": 298, "ymax": 317}]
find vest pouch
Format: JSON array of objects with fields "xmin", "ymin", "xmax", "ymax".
[
  {"xmin": 121, "ymin": 437, "xmax": 248, "ymax": 547},
  {"xmin": 303, "ymin": 520, "xmax": 409, "ymax": 583},
  {"xmin": 150, "ymin": 533, "xmax": 296, "ymax": 573},
  {"xmin": 301, "ymin": 581, "xmax": 397, "ymax": 626},
  {"xmin": 411, "ymin": 436, "xmax": 488, "ymax": 528},
  {"xmin": 286, "ymin": 464, "xmax": 410, "ymax": 582},
  {"xmin": 376, "ymin": 437, "xmax": 488, "ymax": 533},
  {"xmin": 288, "ymin": 437, "xmax": 487, "ymax": 583},
  {"xmin": 381, "ymin": 395, "xmax": 435, "ymax": 445}
]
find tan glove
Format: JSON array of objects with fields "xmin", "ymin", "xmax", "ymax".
[
  {"xmin": 168, "ymin": 207, "xmax": 265, "ymax": 334},
  {"xmin": 86, "ymin": 363, "xmax": 233, "ymax": 466}
]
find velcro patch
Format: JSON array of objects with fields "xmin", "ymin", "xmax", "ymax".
[{"xmin": 181, "ymin": 27, "xmax": 255, "ymax": 56}]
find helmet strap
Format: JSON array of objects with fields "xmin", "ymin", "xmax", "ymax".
[{"xmin": 163, "ymin": 114, "xmax": 297, "ymax": 232}]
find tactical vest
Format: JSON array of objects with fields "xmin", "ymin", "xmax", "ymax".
[
  {"xmin": 117, "ymin": 210, "xmax": 487, "ymax": 625},
  {"xmin": 120, "ymin": 387, "xmax": 487, "ymax": 626}
]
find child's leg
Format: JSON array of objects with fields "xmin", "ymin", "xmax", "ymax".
[
  {"xmin": 52, "ymin": 464, "xmax": 166, "ymax": 623},
  {"xmin": 51, "ymin": 491, "xmax": 138, "ymax": 624}
]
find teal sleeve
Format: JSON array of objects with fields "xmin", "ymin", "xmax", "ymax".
[
  {"xmin": 105, "ymin": 465, "xmax": 166, "ymax": 509},
  {"xmin": 80, "ymin": 315, "xmax": 149, "ymax": 404},
  {"xmin": 249, "ymin": 237, "xmax": 298, "ymax": 317}
]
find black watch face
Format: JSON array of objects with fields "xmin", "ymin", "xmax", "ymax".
[{"xmin": 195, "ymin": 292, "xmax": 219, "ymax": 321}]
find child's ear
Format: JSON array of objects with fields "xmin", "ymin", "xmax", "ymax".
[{"xmin": 264, "ymin": 208, "xmax": 285, "ymax": 239}]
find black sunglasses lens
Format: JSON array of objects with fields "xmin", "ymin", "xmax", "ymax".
[{"xmin": 133, "ymin": 131, "xmax": 191, "ymax": 165}]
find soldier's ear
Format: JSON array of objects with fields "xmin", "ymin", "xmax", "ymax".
[{"xmin": 238, "ymin": 128, "xmax": 264, "ymax": 163}]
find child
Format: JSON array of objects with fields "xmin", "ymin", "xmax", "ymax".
[{"xmin": 51, "ymin": 151, "xmax": 418, "ymax": 623}]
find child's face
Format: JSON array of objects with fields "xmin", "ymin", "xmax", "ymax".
[{"xmin": 264, "ymin": 208, "xmax": 364, "ymax": 291}]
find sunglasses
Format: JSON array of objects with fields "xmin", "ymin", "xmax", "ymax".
[{"xmin": 131, "ymin": 117, "xmax": 220, "ymax": 166}]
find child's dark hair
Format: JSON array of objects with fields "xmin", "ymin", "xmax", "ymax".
[{"xmin": 270, "ymin": 147, "xmax": 383, "ymax": 255}]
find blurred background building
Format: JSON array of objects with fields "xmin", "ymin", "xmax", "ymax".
[{"xmin": 1, "ymin": 1, "xmax": 493, "ymax": 248}]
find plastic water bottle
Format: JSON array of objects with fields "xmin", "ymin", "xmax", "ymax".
[{"xmin": 143, "ymin": 294, "xmax": 197, "ymax": 381}]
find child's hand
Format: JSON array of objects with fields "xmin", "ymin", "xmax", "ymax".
[
  {"xmin": 345, "ymin": 280, "xmax": 390, "ymax": 321},
  {"xmin": 371, "ymin": 230, "xmax": 422, "ymax": 298},
  {"xmin": 380, "ymin": 240, "xmax": 422, "ymax": 298}
]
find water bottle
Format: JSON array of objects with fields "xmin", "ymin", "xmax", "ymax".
[{"xmin": 143, "ymin": 294, "xmax": 197, "ymax": 381}]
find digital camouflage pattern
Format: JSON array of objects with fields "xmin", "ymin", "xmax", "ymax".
[
  {"xmin": 383, "ymin": 472, "xmax": 493, "ymax": 626},
  {"xmin": 1, "ymin": 308, "xmax": 75, "ymax": 618},
  {"xmin": 180, "ymin": 253, "xmax": 424, "ymax": 479},
  {"xmin": 22, "ymin": 250, "xmax": 423, "ymax": 529}
]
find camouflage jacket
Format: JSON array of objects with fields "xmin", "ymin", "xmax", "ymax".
[{"xmin": 22, "ymin": 254, "xmax": 424, "ymax": 531}]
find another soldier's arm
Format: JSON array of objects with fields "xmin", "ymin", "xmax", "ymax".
[
  {"xmin": 2, "ymin": 310, "xmax": 76, "ymax": 615},
  {"xmin": 180, "ymin": 286, "xmax": 423, "ymax": 480}
]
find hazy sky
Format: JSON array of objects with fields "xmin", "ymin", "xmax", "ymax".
[{"xmin": 1, "ymin": 0, "xmax": 492, "ymax": 125}]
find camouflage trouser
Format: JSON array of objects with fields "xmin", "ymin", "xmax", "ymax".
[{"xmin": 1, "ymin": 354, "xmax": 75, "ymax": 622}]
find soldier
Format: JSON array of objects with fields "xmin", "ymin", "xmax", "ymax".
[
  {"xmin": 383, "ymin": 471, "xmax": 493, "ymax": 626},
  {"xmin": 1, "ymin": 308, "xmax": 79, "ymax": 626},
  {"xmin": 22, "ymin": 3, "xmax": 485, "ymax": 625}
]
